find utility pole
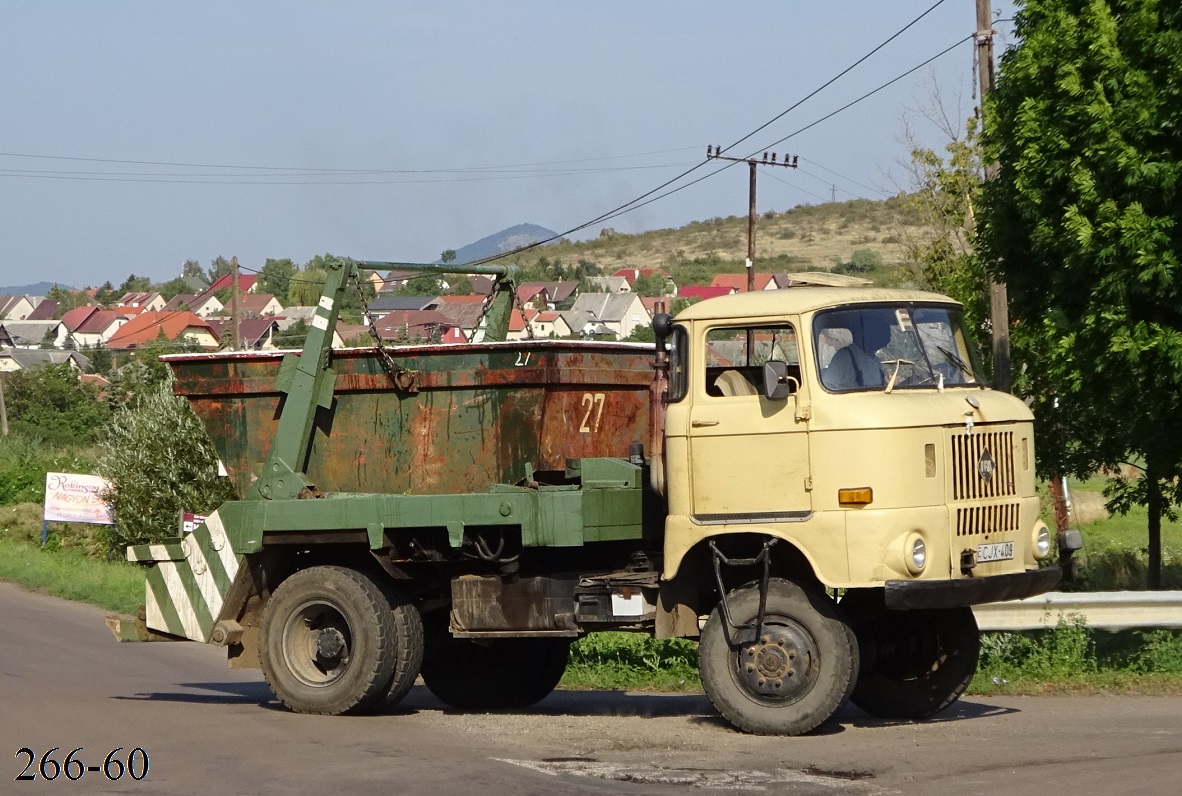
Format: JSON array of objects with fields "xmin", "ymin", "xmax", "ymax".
[
  {"xmin": 230, "ymin": 256, "xmax": 241, "ymax": 351},
  {"xmin": 975, "ymin": 0, "xmax": 1010, "ymax": 393},
  {"xmin": 706, "ymin": 146, "xmax": 798, "ymax": 292},
  {"xmin": 0, "ymin": 372, "xmax": 8, "ymax": 437},
  {"xmin": 830, "ymin": 184, "xmax": 837, "ymax": 203}
]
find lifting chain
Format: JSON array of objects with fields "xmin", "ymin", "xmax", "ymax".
[{"xmin": 355, "ymin": 270, "xmax": 418, "ymax": 392}]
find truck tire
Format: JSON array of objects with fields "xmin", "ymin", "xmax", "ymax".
[
  {"xmin": 844, "ymin": 598, "xmax": 979, "ymax": 720},
  {"xmin": 699, "ymin": 578, "xmax": 857, "ymax": 735},
  {"xmin": 259, "ymin": 565, "xmax": 416, "ymax": 715},
  {"xmin": 420, "ymin": 635, "xmax": 571, "ymax": 710},
  {"xmin": 368, "ymin": 580, "xmax": 425, "ymax": 713}
]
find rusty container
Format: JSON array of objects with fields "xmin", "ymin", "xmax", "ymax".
[{"xmin": 167, "ymin": 340, "xmax": 656, "ymax": 497}]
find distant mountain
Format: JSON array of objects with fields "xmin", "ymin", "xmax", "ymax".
[
  {"xmin": 442, "ymin": 223, "xmax": 558, "ymax": 264},
  {"xmin": 0, "ymin": 281, "xmax": 72, "ymax": 296}
]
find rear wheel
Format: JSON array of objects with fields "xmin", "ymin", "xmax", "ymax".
[
  {"xmin": 699, "ymin": 578, "xmax": 857, "ymax": 735},
  {"xmin": 259, "ymin": 566, "xmax": 420, "ymax": 715},
  {"xmin": 842, "ymin": 592, "xmax": 979, "ymax": 720},
  {"xmin": 420, "ymin": 633, "xmax": 571, "ymax": 710}
]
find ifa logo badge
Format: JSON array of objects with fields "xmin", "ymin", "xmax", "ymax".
[{"xmin": 977, "ymin": 448, "xmax": 995, "ymax": 482}]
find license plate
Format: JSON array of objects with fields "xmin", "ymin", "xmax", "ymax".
[{"xmin": 977, "ymin": 541, "xmax": 1014, "ymax": 563}]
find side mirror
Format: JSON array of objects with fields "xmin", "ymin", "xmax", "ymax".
[{"xmin": 763, "ymin": 361, "xmax": 798, "ymax": 401}]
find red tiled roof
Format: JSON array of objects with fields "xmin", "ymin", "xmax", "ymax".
[
  {"xmin": 27, "ymin": 300, "xmax": 60, "ymax": 321},
  {"xmin": 678, "ymin": 285, "xmax": 734, "ymax": 301},
  {"xmin": 206, "ymin": 273, "xmax": 258, "ymax": 294},
  {"xmin": 107, "ymin": 311, "xmax": 214, "ymax": 349},
  {"xmin": 61, "ymin": 305, "xmax": 99, "ymax": 332},
  {"xmin": 75, "ymin": 310, "xmax": 124, "ymax": 335}
]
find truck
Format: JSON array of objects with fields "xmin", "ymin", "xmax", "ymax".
[{"xmin": 109, "ymin": 257, "xmax": 1060, "ymax": 735}]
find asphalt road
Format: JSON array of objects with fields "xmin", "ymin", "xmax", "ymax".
[{"xmin": 3, "ymin": 580, "xmax": 1182, "ymax": 795}]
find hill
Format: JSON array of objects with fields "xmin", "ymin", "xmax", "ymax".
[
  {"xmin": 446, "ymin": 223, "xmax": 558, "ymax": 264},
  {"xmin": 503, "ymin": 197, "xmax": 936, "ymax": 288},
  {"xmin": 0, "ymin": 281, "xmax": 73, "ymax": 296}
]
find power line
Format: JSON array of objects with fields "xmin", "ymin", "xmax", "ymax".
[
  {"xmin": 543, "ymin": 35, "xmax": 973, "ymax": 240},
  {"xmin": 797, "ymin": 157, "xmax": 887, "ymax": 196},
  {"xmin": 467, "ymin": 3, "xmax": 959, "ymax": 265}
]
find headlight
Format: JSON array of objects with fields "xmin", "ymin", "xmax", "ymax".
[
  {"xmin": 1033, "ymin": 522, "xmax": 1051, "ymax": 559},
  {"xmin": 906, "ymin": 535, "xmax": 927, "ymax": 575}
]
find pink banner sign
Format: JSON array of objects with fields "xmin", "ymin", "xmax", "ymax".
[{"xmin": 43, "ymin": 472, "xmax": 115, "ymax": 525}]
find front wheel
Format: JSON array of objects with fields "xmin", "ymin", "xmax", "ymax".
[
  {"xmin": 699, "ymin": 578, "xmax": 857, "ymax": 735},
  {"xmin": 843, "ymin": 594, "xmax": 979, "ymax": 720}
]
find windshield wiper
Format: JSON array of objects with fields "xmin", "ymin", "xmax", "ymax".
[{"xmin": 937, "ymin": 345, "xmax": 975, "ymax": 379}]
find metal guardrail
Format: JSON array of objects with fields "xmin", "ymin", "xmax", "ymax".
[{"xmin": 973, "ymin": 591, "xmax": 1182, "ymax": 632}]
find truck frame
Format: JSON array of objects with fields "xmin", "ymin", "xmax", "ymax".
[{"xmin": 111, "ymin": 257, "xmax": 1059, "ymax": 734}]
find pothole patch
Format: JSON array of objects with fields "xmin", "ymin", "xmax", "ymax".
[{"xmin": 495, "ymin": 758, "xmax": 879, "ymax": 791}]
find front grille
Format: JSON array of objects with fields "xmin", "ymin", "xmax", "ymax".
[
  {"xmin": 956, "ymin": 503, "xmax": 1021, "ymax": 536},
  {"xmin": 951, "ymin": 429, "xmax": 1016, "ymax": 500}
]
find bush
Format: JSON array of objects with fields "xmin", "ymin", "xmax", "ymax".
[
  {"xmin": 4, "ymin": 364, "xmax": 110, "ymax": 444},
  {"xmin": 0, "ymin": 434, "xmax": 96, "ymax": 506},
  {"xmin": 97, "ymin": 379, "xmax": 237, "ymax": 548}
]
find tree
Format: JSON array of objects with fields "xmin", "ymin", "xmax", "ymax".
[
  {"xmin": 397, "ymin": 274, "xmax": 444, "ymax": 296},
  {"xmin": 272, "ymin": 320, "xmax": 310, "ymax": 350},
  {"xmin": 4, "ymin": 364, "xmax": 110, "ymax": 445},
  {"xmin": 632, "ymin": 274, "xmax": 668, "ymax": 297},
  {"xmin": 440, "ymin": 249, "xmax": 457, "ymax": 264},
  {"xmin": 118, "ymin": 274, "xmax": 151, "ymax": 294},
  {"xmin": 97, "ymin": 378, "xmax": 237, "ymax": 548},
  {"xmin": 259, "ymin": 258, "xmax": 296, "ymax": 302},
  {"xmin": 181, "ymin": 259, "xmax": 204, "ymax": 280},
  {"xmin": 46, "ymin": 284, "xmax": 93, "ymax": 316},
  {"xmin": 153, "ymin": 275, "xmax": 190, "ymax": 301},
  {"xmin": 207, "ymin": 255, "xmax": 234, "ymax": 284},
  {"xmin": 94, "ymin": 281, "xmax": 118, "ymax": 306},
  {"xmin": 979, "ymin": 0, "xmax": 1182, "ymax": 588}
]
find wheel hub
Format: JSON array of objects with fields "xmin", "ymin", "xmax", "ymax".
[
  {"xmin": 314, "ymin": 627, "xmax": 347, "ymax": 662},
  {"xmin": 737, "ymin": 626, "xmax": 813, "ymax": 701}
]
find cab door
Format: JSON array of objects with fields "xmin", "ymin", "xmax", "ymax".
[{"xmin": 688, "ymin": 324, "xmax": 812, "ymax": 521}]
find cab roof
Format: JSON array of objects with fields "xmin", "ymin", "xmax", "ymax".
[{"xmin": 673, "ymin": 286, "xmax": 959, "ymax": 322}]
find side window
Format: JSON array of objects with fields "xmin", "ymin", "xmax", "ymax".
[{"xmin": 704, "ymin": 325, "xmax": 799, "ymax": 398}]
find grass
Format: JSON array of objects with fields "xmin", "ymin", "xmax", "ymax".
[{"xmin": 0, "ymin": 537, "xmax": 143, "ymax": 615}]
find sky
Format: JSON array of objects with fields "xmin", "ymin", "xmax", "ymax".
[{"xmin": 0, "ymin": 1, "xmax": 1017, "ymax": 289}]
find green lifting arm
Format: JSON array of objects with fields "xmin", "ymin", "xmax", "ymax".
[{"xmin": 250, "ymin": 258, "xmax": 521, "ymax": 500}]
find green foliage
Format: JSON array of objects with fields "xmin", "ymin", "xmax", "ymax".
[
  {"xmin": 287, "ymin": 266, "xmax": 327, "ymax": 307},
  {"xmin": 440, "ymin": 249, "xmax": 457, "ymax": 264},
  {"xmin": 631, "ymin": 273, "xmax": 668, "ymax": 297},
  {"xmin": 397, "ymin": 274, "xmax": 444, "ymax": 296},
  {"xmin": 153, "ymin": 275, "xmax": 189, "ymax": 301},
  {"xmin": 833, "ymin": 247, "xmax": 884, "ymax": 275},
  {"xmin": 623, "ymin": 324, "xmax": 656, "ymax": 343},
  {"xmin": 979, "ymin": 0, "xmax": 1182, "ymax": 586},
  {"xmin": 563, "ymin": 632, "xmax": 700, "ymax": 691},
  {"xmin": 4, "ymin": 364, "xmax": 110, "ymax": 445},
  {"xmin": 45, "ymin": 284, "xmax": 94, "ymax": 316},
  {"xmin": 0, "ymin": 435, "xmax": 96, "ymax": 506},
  {"xmin": 272, "ymin": 319, "xmax": 309, "ymax": 350},
  {"xmin": 258, "ymin": 258, "xmax": 296, "ymax": 303},
  {"xmin": 93, "ymin": 281, "xmax": 118, "ymax": 306},
  {"xmin": 901, "ymin": 117, "xmax": 990, "ymax": 353},
  {"xmin": 206, "ymin": 255, "xmax": 234, "ymax": 284},
  {"xmin": 181, "ymin": 258, "xmax": 205, "ymax": 280},
  {"xmin": 118, "ymin": 274, "xmax": 151, "ymax": 294},
  {"xmin": 0, "ymin": 537, "xmax": 144, "ymax": 613},
  {"xmin": 79, "ymin": 343, "xmax": 113, "ymax": 375},
  {"xmin": 97, "ymin": 379, "xmax": 237, "ymax": 548}
]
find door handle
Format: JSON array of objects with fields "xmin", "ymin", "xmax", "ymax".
[{"xmin": 692, "ymin": 419, "xmax": 720, "ymax": 427}]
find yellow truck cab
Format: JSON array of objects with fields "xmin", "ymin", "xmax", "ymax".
[{"xmin": 653, "ymin": 285, "xmax": 1058, "ymax": 733}]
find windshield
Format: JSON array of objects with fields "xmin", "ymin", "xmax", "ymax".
[{"xmin": 813, "ymin": 304, "xmax": 983, "ymax": 392}]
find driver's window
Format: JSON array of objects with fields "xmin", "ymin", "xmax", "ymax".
[{"xmin": 704, "ymin": 325, "xmax": 799, "ymax": 397}]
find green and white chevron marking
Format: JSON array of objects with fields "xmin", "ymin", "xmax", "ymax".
[{"xmin": 126, "ymin": 511, "xmax": 242, "ymax": 642}]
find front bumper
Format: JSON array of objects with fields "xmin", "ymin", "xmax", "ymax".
[{"xmin": 885, "ymin": 566, "xmax": 1061, "ymax": 610}]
